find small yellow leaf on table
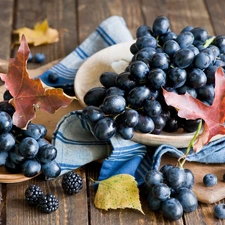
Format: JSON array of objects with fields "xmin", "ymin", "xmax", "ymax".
[
  {"xmin": 94, "ymin": 174, "xmax": 144, "ymax": 214},
  {"xmin": 13, "ymin": 19, "xmax": 59, "ymax": 46}
]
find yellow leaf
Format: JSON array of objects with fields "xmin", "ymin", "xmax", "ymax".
[
  {"xmin": 94, "ymin": 174, "xmax": 144, "ymax": 214},
  {"xmin": 13, "ymin": 19, "xmax": 59, "ymax": 46}
]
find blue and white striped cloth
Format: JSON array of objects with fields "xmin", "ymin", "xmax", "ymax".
[
  {"xmin": 42, "ymin": 16, "xmax": 225, "ymax": 185},
  {"xmin": 37, "ymin": 16, "xmax": 133, "ymax": 87}
]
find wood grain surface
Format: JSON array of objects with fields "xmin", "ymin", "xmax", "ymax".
[{"xmin": 1, "ymin": 0, "xmax": 225, "ymax": 225}]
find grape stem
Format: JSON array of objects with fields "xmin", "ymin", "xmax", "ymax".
[{"xmin": 178, "ymin": 119, "xmax": 202, "ymax": 168}]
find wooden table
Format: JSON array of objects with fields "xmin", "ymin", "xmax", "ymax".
[{"xmin": 1, "ymin": 0, "xmax": 225, "ymax": 224}]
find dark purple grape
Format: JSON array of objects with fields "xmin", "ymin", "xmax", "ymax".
[
  {"xmin": 5, "ymin": 157, "xmax": 22, "ymax": 173},
  {"xmin": 129, "ymin": 60, "xmax": 149, "ymax": 83},
  {"xmin": 0, "ymin": 111, "xmax": 12, "ymax": 133},
  {"xmin": 203, "ymin": 173, "xmax": 217, "ymax": 187},
  {"xmin": 118, "ymin": 109, "xmax": 139, "ymax": 128},
  {"xmin": 161, "ymin": 198, "xmax": 183, "ymax": 221},
  {"xmin": 194, "ymin": 52, "xmax": 211, "ymax": 69},
  {"xmin": 34, "ymin": 53, "xmax": 46, "ymax": 63},
  {"xmin": 41, "ymin": 160, "xmax": 61, "ymax": 179},
  {"xmin": 147, "ymin": 192, "xmax": 162, "ymax": 211},
  {"xmin": 152, "ymin": 115, "xmax": 166, "ymax": 130},
  {"xmin": 102, "ymin": 95, "xmax": 126, "ymax": 114},
  {"xmin": 197, "ymin": 84, "xmax": 214, "ymax": 105},
  {"xmin": 47, "ymin": 72, "xmax": 59, "ymax": 83},
  {"xmin": 163, "ymin": 117, "xmax": 179, "ymax": 132},
  {"xmin": 183, "ymin": 168, "xmax": 195, "ymax": 189},
  {"xmin": 36, "ymin": 124, "xmax": 47, "ymax": 138},
  {"xmin": 167, "ymin": 67, "xmax": 187, "ymax": 88},
  {"xmin": 201, "ymin": 48, "xmax": 215, "ymax": 64},
  {"xmin": 136, "ymin": 25, "xmax": 153, "ymax": 38},
  {"xmin": 175, "ymin": 187, "xmax": 198, "ymax": 212},
  {"xmin": 132, "ymin": 47, "xmax": 156, "ymax": 62},
  {"xmin": 187, "ymin": 68, "xmax": 207, "ymax": 88},
  {"xmin": 117, "ymin": 124, "xmax": 134, "ymax": 140},
  {"xmin": 144, "ymin": 99, "xmax": 162, "ymax": 117},
  {"xmin": 162, "ymin": 40, "xmax": 180, "ymax": 57},
  {"xmin": 134, "ymin": 114, "xmax": 155, "ymax": 133},
  {"xmin": 3, "ymin": 90, "xmax": 13, "ymax": 101},
  {"xmin": 152, "ymin": 183, "xmax": 171, "ymax": 201},
  {"xmin": 204, "ymin": 65, "xmax": 218, "ymax": 85},
  {"xmin": 0, "ymin": 132, "xmax": 15, "ymax": 152},
  {"xmin": 22, "ymin": 159, "xmax": 41, "ymax": 177},
  {"xmin": 100, "ymin": 71, "xmax": 118, "ymax": 88},
  {"xmin": 115, "ymin": 72, "xmax": 137, "ymax": 92},
  {"xmin": 36, "ymin": 144, "xmax": 57, "ymax": 163},
  {"xmin": 22, "ymin": 123, "xmax": 42, "ymax": 140},
  {"xmin": 176, "ymin": 31, "xmax": 194, "ymax": 48},
  {"xmin": 176, "ymin": 85, "xmax": 197, "ymax": 98},
  {"xmin": 19, "ymin": 137, "xmax": 39, "ymax": 159},
  {"xmin": 127, "ymin": 86, "xmax": 151, "ymax": 107},
  {"xmin": 82, "ymin": 105, "xmax": 104, "ymax": 123},
  {"xmin": 147, "ymin": 68, "xmax": 166, "ymax": 90},
  {"xmin": 0, "ymin": 151, "xmax": 8, "ymax": 166},
  {"xmin": 130, "ymin": 43, "xmax": 139, "ymax": 54},
  {"xmin": 180, "ymin": 26, "xmax": 193, "ymax": 33},
  {"xmin": 106, "ymin": 87, "xmax": 125, "ymax": 97},
  {"xmin": 150, "ymin": 53, "xmax": 169, "ymax": 70},
  {"xmin": 0, "ymin": 101, "xmax": 15, "ymax": 117},
  {"xmin": 213, "ymin": 35, "xmax": 225, "ymax": 50},
  {"xmin": 83, "ymin": 87, "xmax": 106, "ymax": 107},
  {"xmin": 136, "ymin": 36, "xmax": 157, "ymax": 49},
  {"xmin": 173, "ymin": 48, "xmax": 195, "ymax": 68},
  {"xmin": 144, "ymin": 170, "xmax": 163, "ymax": 189},
  {"xmin": 214, "ymin": 204, "xmax": 225, "ymax": 219},
  {"xmin": 208, "ymin": 45, "xmax": 220, "ymax": 57},
  {"xmin": 187, "ymin": 45, "xmax": 200, "ymax": 56},
  {"xmin": 93, "ymin": 117, "xmax": 116, "ymax": 141},
  {"xmin": 152, "ymin": 16, "xmax": 170, "ymax": 36},
  {"xmin": 183, "ymin": 119, "xmax": 202, "ymax": 133},
  {"xmin": 166, "ymin": 166, "xmax": 186, "ymax": 190},
  {"xmin": 191, "ymin": 27, "xmax": 208, "ymax": 44},
  {"xmin": 8, "ymin": 144, "xmax": 25, "ymax": 164},
  {"xmin": 159, "ymin": 31, "xmax": 177, "ymax": 44}
]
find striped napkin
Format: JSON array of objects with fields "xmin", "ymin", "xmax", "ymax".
[{"xmin": 40, "ymin": 16, "xmax": 225, "ymax": 185}]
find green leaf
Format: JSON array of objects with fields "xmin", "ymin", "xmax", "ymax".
[{"xmin": 94, "ymin": 174, "xmax": 144, "ymax": 214}]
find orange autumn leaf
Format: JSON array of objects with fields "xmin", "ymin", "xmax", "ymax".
[
  {"xmin": 0, "ymin": 35, "xmax": 73, "ymax": 129},
  {"xmin": 13, "ymin": 19, "xmax": 59, "ymax": 46},
  {"xmin": 163, "ymin": 67, "xmax": 225, "ymax": 152}
]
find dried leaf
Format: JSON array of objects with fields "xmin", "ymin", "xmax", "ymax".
[
  {"xmin": 163, "ymin": 67, "xmax": 225, "ymax": 152},
  {"xmin": 94, "ymin": 174, "xmax": 144, "ymax": 214},
  {"xmin": 0, "ymin": 35, "xmax": 73, "ymax": 129},
  {"xmin": 13, "ymin": 19, "xmax": 59, "ymax": 46}
]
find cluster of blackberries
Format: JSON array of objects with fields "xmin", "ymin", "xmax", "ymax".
[
  {"xmin": 25, "ymin": 184, "xmax": 59, "ymax": 213},
  {"xmin": 25, "ymin": 171, "xmax": 83, "ymax": 213}
]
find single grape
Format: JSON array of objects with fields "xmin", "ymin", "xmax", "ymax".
[
  {"xmin": 135, "ymin": 36, "xmax": 157, "ymax": 49},
  {"xmin": 187, "ymin": 68, "xmax": 207, "ymax": 89},
  {"xmin": 167, "ymin": 67, "xmax": 187, "ymax": 88},
  {"xmin": 175, "ymin": 187, "xmax": 198, "ymax": 212},
  {"xmin": 22, "ymin": 123, "xmax": 42, "ymax": 140},
  {"xmin": 191, "ymin": 27, "xmax": 208, "ymax": 44},
  {"xmin": 0, "ymin": 111, "xmax": 13, "ymax": 133},
  {"xmin": 102, "ymin": 95, "xmax": 126, "ymax": 114},
  {"xmin": 41, "ymin": 160, "xmax": 61, "ymax": 179},
  {"xmin": 214, "ymin": 204, "xmax": 225, "ymax": 219},
  {"xmin": 152, "ymin": 183, "xmax": 171, "ymax": 201},
  {"xmin": 147, "ymin": 192, "xmax": 162, "ymax": 211},
  {"xmin": 144, "ymin": 170, "xmax": 164, "ymax": 190},
  {"xmin": 22, "ymin": 159, "xmax": 41, "ymax": 177},
  {"xmin": 134, "ymin": 114, "xmax": 155, "ymax": 133},
  {"xmin": 173, "ymin": 48, "xmax": 195, "ymax": 68},
  {"xmin": 194, "ymin": 52, "xmax": 211, "ymax": 69},
  {"xmin": 8, "ymin": 144, "xmax": 25, "ymax": 164},
  {"xmin": 83, "ymin": 87, "xmax": 106, "ymax": 107},
  {"xmin": 117, "ymin": 124, "xmax": 134, "ymax": 140},
  {"xmin": 144, "ymin": 99, "xmax": 162, "ymax": 117},
  {"xmin": 150, "ymin": 53, "xmax": 169, "ymax": 70},
  {"xmin": 183, "ymin": 168, "xmax": 195, "ymax": 189},
  {"xmin": 136, "ymin": 25, "xmax": 153, "ymax": 38},
  {"xmin": 176, "ymin": 31, "xmax": 194, "ymax": 48},
  {"xmin": 117, "ymin": 109, "xmax": 139, "ymax": 128},
  {"xmin": 129, "ymin": 60, "xmax": 149, "ymax": 83},
  {"xmin": 152, "ymin": 16, "xmax": 170, "ymax": 36},
  {"xmin": 100, "ymin": 71, "xmax": 118, "ymax": 88},
  {"xmin": 115, "ymin": 72, "xmax": 137, "ymax": 92},
  {"xmin": 203, "ymin": 173, "xmax": 217, "ymax": 187},
  {"xmin": 147, "ymin": 68, "xmax": 166, "ymax": 90},
  {"xmin": 106, "ymin": 86, "xmax": 125, "ymax": 97},
  {"xmin": 82, "ymin": 105, "xmax": 104, "ymax": 123},
  {"xmin": 0, "ymin": 132, "xmax": 15, "ymax": 152},
  {"xmin": 36, "ymin": 144, "xmax": 57, "ymax": 163},
  {"xmin": 47, "ymin": 72, "xmax": 59, "ymax": 83},
  {"xmin": 93, "ymin": 117, "xmax": 116, "ymax": 141},
  {"xmin": 162, "ymin": 40, "xmax": 180, "ymax": 57},
  {"xmin": 0, "ymin": 151, "xmax": 8, "ymax": 166},
  {"xmin": 161, "ymin": 198, "xmax": 183, "ymax": 221},
  {"xmin": 19, "ymin": 137, "xmax": 39, "ymax": 159}
]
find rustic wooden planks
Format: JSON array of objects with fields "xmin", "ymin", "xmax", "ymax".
[{"xmin": 1, "ymin": 0, "xmax": 225, "ymax": 224}]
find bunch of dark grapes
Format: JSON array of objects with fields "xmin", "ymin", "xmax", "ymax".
[
  {"xmin": 82, "ymin": 15, "xmax": 225, "ymax": 141},
  {"xmin": 143, "ymin": 164, "xmax": 197, "ymax": 221},
  {"xmin": 0, "ymin": 98, "xmax": 61, "ymax": 179}
]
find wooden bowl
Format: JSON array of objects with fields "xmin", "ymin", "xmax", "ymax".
[{"xmin": 74, "ymin": 41, "xmax": 222, "ymax": 148}]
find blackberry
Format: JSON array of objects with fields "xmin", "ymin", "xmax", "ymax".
[
  {"xmin": 62, "ymin": 171, "xmax": 83, "ymax": 195},
  {"xmin": 25, "ymin": 184, "xmax": 43, "ymax": 206},
  {"xmin": 38, "ymin": 194, "xmax": 59, "ymax": 213}
]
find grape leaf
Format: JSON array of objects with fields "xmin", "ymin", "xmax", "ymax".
[
  {"xmin": 13, "ymin": 19, "xmax": 59, "ymax": 46},
  {"xmin": 0, "ymin": 35, "xmax": 73, "ymax": 129},
  {"xmin": 163, "ymin": 67, "xmax": 225, "ymax": 152},
  {"xmin": 94, "ymin": 174, "xmax": 144, "ymax": 214}
]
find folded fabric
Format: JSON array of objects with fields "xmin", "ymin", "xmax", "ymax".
[
  {"xmin": 52, "ymin": 110, "xmax": 225, "ymax": 186},
  {"xmin": 37, "ymin": 16, "xmax": 133, "ymax": 88}
]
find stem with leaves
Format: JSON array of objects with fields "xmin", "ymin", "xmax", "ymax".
[{"xmin": 178, "ymin": 120, "xmax": 203, "ymax": 168}]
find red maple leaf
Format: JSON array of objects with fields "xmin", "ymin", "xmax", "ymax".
[
  {"xmin": 163, "ymin": 67, "xmax": 225, "ymax": 152},
  {"xmin": 0, "ymin": 35, "xmax": 74, "ymax": 128}
]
